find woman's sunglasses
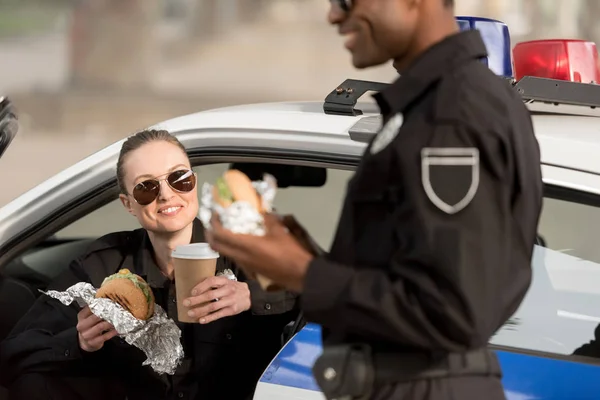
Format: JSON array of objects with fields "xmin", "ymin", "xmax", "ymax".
[
  {"xmin": 131, "ymin": 169, "xmax": 197, "ymax": 206},
  {"xmin": 330, "ymin": 0, "xmax": 352, "ymax": 12}
]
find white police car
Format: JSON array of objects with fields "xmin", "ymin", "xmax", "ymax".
[{"xmin": 1, "ymin": 16, "xmax": 600, "ymax": 400}]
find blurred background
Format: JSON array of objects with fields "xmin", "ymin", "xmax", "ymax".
[{"xmin": 1, "ymin": 0, "xmax": 599, "ymax": 206}]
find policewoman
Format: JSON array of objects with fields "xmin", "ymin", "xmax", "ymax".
[{"xmin": 206, "ymin": 0, "xmax": 544, "ymax": 399}]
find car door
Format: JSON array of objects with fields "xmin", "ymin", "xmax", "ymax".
[{"xmin": 254, "ymin": 166, "xmax": 600, "ymax": 400}]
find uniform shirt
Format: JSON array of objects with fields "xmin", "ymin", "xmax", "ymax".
[
  {"xmin": 0, "ymin": 218, "xmax": 299, "ymax": 400},
  {"xmin": 301, "ymin": 30, "xmax": 543, "ymax": 353}
]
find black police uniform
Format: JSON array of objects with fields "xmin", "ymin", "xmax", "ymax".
[
  {"xmin": 300, "ymin": 30, "xmax": 543, "ymax": 399},
  {"xmin": 0, "ymin": 218, "xmax": 299, "ymax": 400}
]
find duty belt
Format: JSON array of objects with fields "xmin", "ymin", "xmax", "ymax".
[{"xmin": 313, "ymin": 344, "xmax": 502, "ymax": 400}]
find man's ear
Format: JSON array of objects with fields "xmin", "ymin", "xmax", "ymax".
[{"xmin": 119, "ymin": 194, "xmax": 136, "ymax": 216}]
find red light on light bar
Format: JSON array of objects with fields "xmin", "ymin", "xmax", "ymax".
[{"xmin": 513, "ymin": 39, "xmax": 600, "ymax": 83}]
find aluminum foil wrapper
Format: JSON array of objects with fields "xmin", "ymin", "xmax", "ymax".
[
  {"xmin": 199, "ymin": 173, "xmax": 277, "ymax": 236},
  {"xmin": 216, "ymin": 268, "xmax": 238, "ymax": 281},
  {"xmin": 41, "ymin": 282, "xmax": 184, "ymax": 375}
]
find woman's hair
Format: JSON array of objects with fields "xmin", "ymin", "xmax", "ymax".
[{"xmin": 116, "ymin": 129, "xmax": 187, "ymax": 194}]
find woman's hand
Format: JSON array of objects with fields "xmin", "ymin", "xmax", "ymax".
[
  {"xmin": 182, "ymin": 276, "xmax": 251, "ymax": 324},
  {"xmin": 76, "ymin": 306, "xmax": 118, "ymax": 352}
]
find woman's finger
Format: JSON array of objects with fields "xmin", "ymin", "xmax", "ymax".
[
  {"xmin": 81, "ymin": 321, "xmax": 113, "ymax": 341},
  {"xmin": 189, "ymin": 296, "xmax": 235, "ymax": 319},
  {"xmin": 184, "ymin": 285, "xmax": 233, "ymax": 308},
  {"xmin": 199, "ymin": 306, "xmax": 235, "ymax": 324}
]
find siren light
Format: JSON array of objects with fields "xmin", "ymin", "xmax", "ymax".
[
  {"xmin": 455, "ymin": 16, "xmax": 513, "ymax": 78},
  {"xmin": 513, "ymin": 39, "xmax": 600, "ymax": 84}
]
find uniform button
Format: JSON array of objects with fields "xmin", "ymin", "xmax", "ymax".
[
  {"xmin": 264, "ymin": 303, "xmax": 271, "ymax": 310},
  {"xmin": 225, "ymin": 333, "xmax": 232, "ymax": 340},
  {"xmin": 64, "ymin": 349, "xmax": 70, "ymax": 357},
  {"xmin": 178, "ymin": 392, "xmax": 184, "ymax": 398}
]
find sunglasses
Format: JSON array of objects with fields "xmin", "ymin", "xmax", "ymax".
[
  {"xmin": 131, "ymin": 169, "xmax": 197, "ymax": 206},
  {"xmin": 330, "ymin": 0, "xmax": 352, "ymax": 12}
]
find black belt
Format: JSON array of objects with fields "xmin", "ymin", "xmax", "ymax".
[
  {"xmin": 313, "ymin": 344, "xmax": 501, "ymax": 400},
  {"xmin": 372, "ymin": 348, "xmax": 501, "ymax": 383}
]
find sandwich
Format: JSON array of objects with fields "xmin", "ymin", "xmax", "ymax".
[
  {"xmin": 211, "ymin": 169, "xmax": 279, "ymax": 290},
  {"xmin": 213, "ymin": 169, "xmax": 264, "ymax": 212},
  {"xmin": 96, "ymin": 269, "xmax": 155, "ymax": 320}
]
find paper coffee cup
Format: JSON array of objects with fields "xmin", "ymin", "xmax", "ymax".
[{"xmin": 172, "ymin": 243, "xmax": 219, "ymax": 323}]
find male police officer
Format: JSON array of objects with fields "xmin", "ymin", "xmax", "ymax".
[{"xmin": 206, "ymin": 0, "xmax": 543, "ymax": 399}]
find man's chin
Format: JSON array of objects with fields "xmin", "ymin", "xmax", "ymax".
[{"xmin": 351, "ymin": 53, "xmax": 390, "ymax": 70}]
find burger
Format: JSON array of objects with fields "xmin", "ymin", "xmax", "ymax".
[
  {"xmin": 213, "ymin": 169, "xmax": 264, "ymax": 212},
  {"xmin": 96, "ymin": 269, "xmax": 155, "ymax": 320}
]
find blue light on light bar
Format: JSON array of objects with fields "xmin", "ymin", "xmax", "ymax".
[{"xmin": 456, "ymin": 16, "xmax": 513, "ymax": 78}]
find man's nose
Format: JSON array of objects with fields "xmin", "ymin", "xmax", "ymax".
[{"xmin": 328, "ymin": 1, "xmax": 345, "ymax": 25}]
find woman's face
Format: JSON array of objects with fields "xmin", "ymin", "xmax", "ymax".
[{"xmin": 119, "ymin": 140, "xmax": 198, "ymax": 235}]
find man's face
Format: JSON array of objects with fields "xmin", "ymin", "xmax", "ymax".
[{"xmin": 328, "ymin": 0, "xmax": 421, "ymax": 69}]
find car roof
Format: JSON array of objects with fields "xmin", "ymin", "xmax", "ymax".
[
  {"xmin": 152, "ymin": 100, "xmax": 382, "ymax": 137},
  {"xmin": 152, "ymin": 100, "xmax": 600, "ymax": 175}
]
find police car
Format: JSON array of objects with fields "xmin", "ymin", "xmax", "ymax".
[{"xmin": 1, "ymin": 16, "xmax": 600, "ymax": 400}]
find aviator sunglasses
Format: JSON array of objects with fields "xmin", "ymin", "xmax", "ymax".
[
  {"xmin": 330, "ymin": 0, "xmax": 352, "ymax": 12},
  {"xmin": 131, "ymin": 169, "xmax": 197, "ymax": 206}
]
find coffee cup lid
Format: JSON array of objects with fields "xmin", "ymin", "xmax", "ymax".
[{"xmin": 172, "ymin": 243, "xmax": 219, "ymax": 260}]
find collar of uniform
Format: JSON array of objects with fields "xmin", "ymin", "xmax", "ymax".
[
  {"xmin": 136, "ymin": 218, "xmax": 207, "ymax": 289},
  {"xmin": 373, "ymin": 30, "xmax": 488, "ymax": 114}
]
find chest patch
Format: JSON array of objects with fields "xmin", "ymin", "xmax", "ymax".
[{"xmin": 370, "ymin": 113, "xmax": 403, "ymax": 155}]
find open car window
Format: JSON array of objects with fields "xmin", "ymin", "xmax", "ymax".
[{"xmin": 53, "ymin": 163, "xmax": 353, "ymax": 250}]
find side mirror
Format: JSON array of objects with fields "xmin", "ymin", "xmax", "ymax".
[{"xmin": 0, "ymin": 97, "xmax": 18, "ymax": 159}]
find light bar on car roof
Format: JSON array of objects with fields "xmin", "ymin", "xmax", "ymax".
[
  {"xmin": 456, "ymin": 16, "xmax": 513, "ymax": 78},
  {"xmin": 513, "ymin": 39, "xmax": 600, "ymax": 84}
]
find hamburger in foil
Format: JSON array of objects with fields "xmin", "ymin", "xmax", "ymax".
[
  {"xmin": 41, "ymin": 269, "xmax": 184, "ymax": 375},
  {"xmin": 199, "ymin": 169, "xmax": 280, "ymax": 290},
  {"xmin": 199, "ymin": 169, "xmax": 326, "ymax": 291}
]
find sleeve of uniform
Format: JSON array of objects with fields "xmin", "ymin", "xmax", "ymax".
[
  {"xmin": 222, "ymin": 250, "xmax": 300, "ymax": 316},
  {"xmin": 301, "ymin": 123, "xmax": 521, "ymax": 351},
  {"xmin": 0, "ymin": 258, "xmax": 105, "ymax": 385},
  {"xmin": 248, "ymin": 279, "xmax": 299, "ymax": 316}
]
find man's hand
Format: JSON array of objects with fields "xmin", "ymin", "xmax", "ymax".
[
  {"xmin": 183, "ymin": 276, "xmax": 251, "ymax": 324},
  {"xmin": 206, "ymin": 213, "xmax": 314, "ymax": 293},
  {"xmin": 76, "ymin": 306, "xmax": 118, "ymax": 353}
]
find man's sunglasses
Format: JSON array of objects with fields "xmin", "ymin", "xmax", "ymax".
[
  {"xmin": 330, "ymin": 0, "xmax": 352, "ymax": 12},
  {"xmin": 131, "ymin": 169, "xmax": 197, "ymax": 206}
]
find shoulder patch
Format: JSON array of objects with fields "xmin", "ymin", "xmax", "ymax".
[
  {"xmin": 370, "ymin": 113, "xmax": 403, "ymax": 155},
  {"xmin": 421, "ymin": 147, "xmax": 479, "ymax": 214}
]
